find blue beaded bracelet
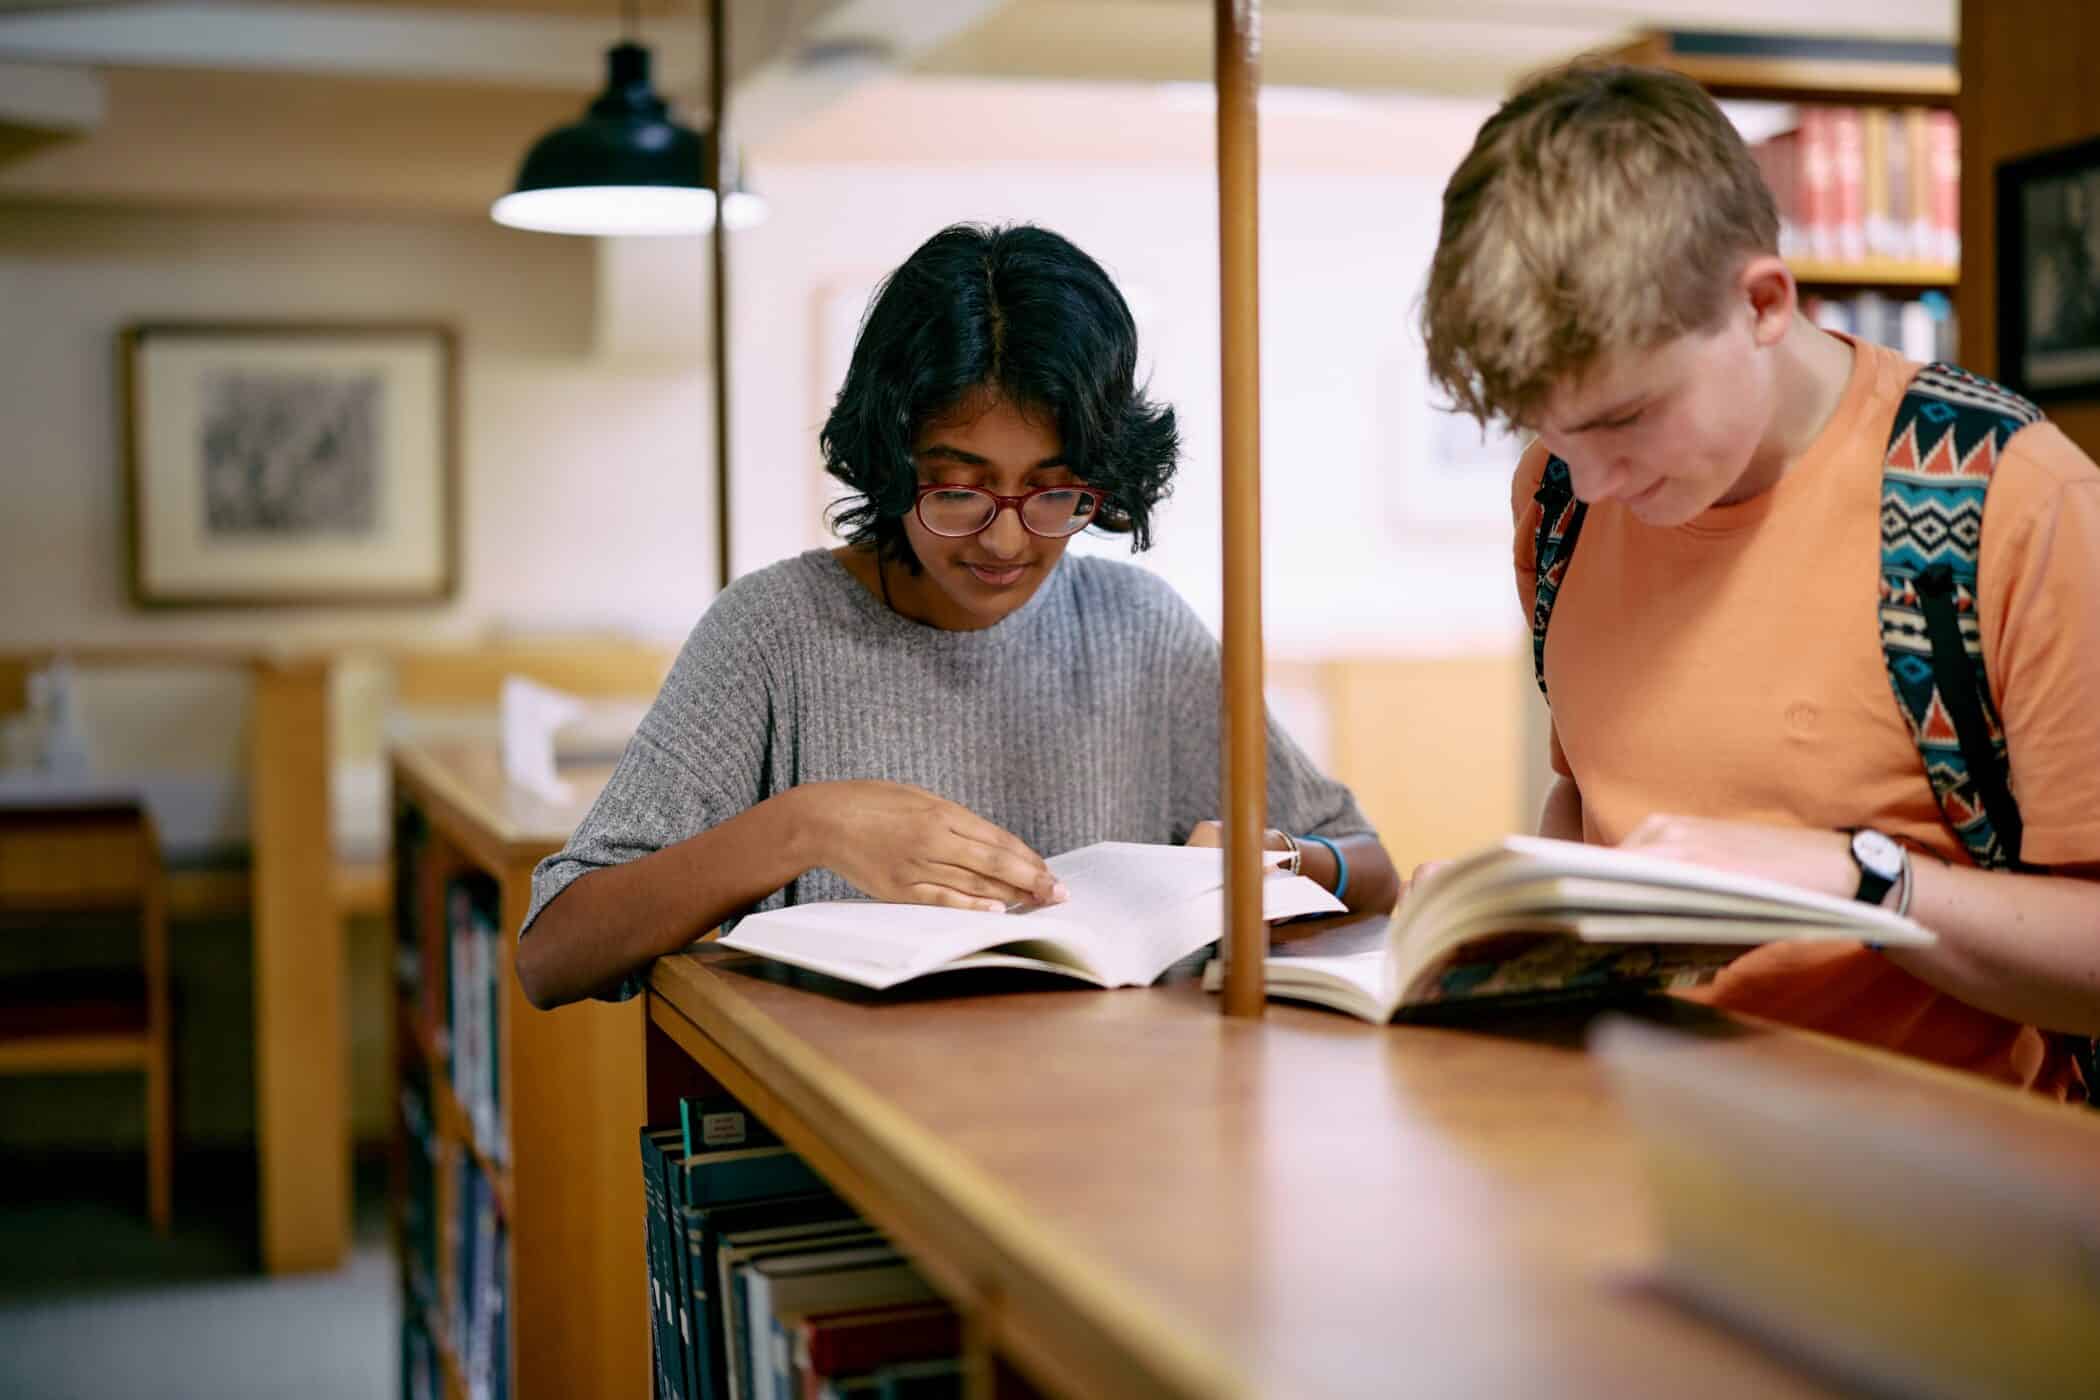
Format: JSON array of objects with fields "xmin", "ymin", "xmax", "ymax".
[{"xmin": 1296, "ymin": 832, "xmax": 1348, "ymax": 904}]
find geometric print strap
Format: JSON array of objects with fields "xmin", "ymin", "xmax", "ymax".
[
  {"xmin": 1530, "ymin": 455, "xmax": 1589, "ymax": 701},
  {"xmin": 1878, "ymin": 361, "xmax": 2043, "ymax": 870}
]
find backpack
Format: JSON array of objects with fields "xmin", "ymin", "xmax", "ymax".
[{"xmin": 1528, "ymin": 361, "xmax": 2094, "ymax": 1098}]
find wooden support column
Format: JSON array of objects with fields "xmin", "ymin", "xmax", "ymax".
[
  {"xmin": 1216, "ymin": 0, "xmax": 1267, "ymax": 1017},
  {"xmin": 709, "ymin": 0, "xmax": 733, "ymax": 590},
  {"xmin": 250, "ymin": 656, "xmax": 348, "ymax": 1272}
]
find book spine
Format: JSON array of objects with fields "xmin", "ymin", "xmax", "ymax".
[
  {"xmin": 1927, "ymin": 110, "xmax": 1961, "ymax": 266},
  {"xmin": 1831, "ymin": 106, "xmax": 1867, "ymax": 265},
  {"xmin": 1861, "ymin": 107, "xmax": 1892, "ymax": 260},
  {"xmin": 686, "ymin": 1152, "xmax": 829, "ymax": 1209},
  {"xmin": 1905, "ymin": 107, "xmax": 1934, "ymax": 264},
  {"xmin": 1800, "ymin": 108, "xmax": 1837, "ymax": 263},
  {"xmin": 659, "ymin": 1133, "xmax": 702, "ymax": 1400},
  {"xmin": 641, "ymin": 1131, "xmax": 684, "ymax": 1400},
  {"xmin": 681, "ymin": 1095, "xmax": 784, "ymax": 1154},
  {"xmin": 1881, "ymin": 107, "xmax": 1912, "ymax": 260},
  {"xmin": 803, "ymin": 1308, "xmax": 962, "ymax": 1379}
]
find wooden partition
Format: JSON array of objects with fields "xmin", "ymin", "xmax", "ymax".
[
  {"xmin": 391, "ymin": 742, "xmax": 645, "ymax": 1400},
  {"xmin": 1956, "ymin": 0, "xmax": 2100, "ymax": 459},
  {"xmin": 250, "ymin": 656, "xmax": 347, "ymax": 1273}
]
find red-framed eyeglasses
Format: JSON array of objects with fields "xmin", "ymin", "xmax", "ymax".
[{"xmin": 912, "ymin": 484, "xmax": 1105, "ymax": 539}]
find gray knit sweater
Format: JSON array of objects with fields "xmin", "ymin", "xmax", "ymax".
[{"xmin": 522, "ymin": 548, "xmax": 1372, "ymax": 998}]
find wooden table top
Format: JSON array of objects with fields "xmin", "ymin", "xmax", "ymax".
[
  {"xmin": 649, "ymin": 917, "xmax": 1962, "ymax": 1399},
  {"xmin": 392, "ymin": 741, "xmax": 612, "ymax": 869}
]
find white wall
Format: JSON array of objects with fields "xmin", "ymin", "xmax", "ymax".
[
  {"xmin": 730, "ymin": 78, "xmax": 1526, "ymax": 660},
  {"xmin": 0, "ymin": 204, "xmax": 716, "ymax": 649}
]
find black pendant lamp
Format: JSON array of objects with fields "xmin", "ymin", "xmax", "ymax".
[{"xmin": 492, "ymin": 17, "xmax": 717, "ymax": 237}]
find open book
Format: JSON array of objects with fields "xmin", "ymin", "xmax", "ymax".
[
  {"xmin": 1224, "ymin": 834, "xmax": 1934, "ymax": 1022},
  {"xmin": 718, "ymin": 842, "xmax": 1344, "ymax": 991}
]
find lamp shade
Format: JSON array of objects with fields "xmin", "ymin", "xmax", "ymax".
[{"xmin": 491, "ymin": 41, "xmax": 718, "ymax": 236}]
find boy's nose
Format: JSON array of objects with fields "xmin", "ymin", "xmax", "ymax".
[{"xmin": 1572, "ymin": 456, "xmax": 1634, "ymax": 503}]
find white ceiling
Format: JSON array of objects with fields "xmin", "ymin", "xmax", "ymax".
[{"xmin": 0, "ymin": 0, "xmax": 1958, "ymax": 211}]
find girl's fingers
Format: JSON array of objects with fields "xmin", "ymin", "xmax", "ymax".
[{"xmin": 904, "ymin": 882, "xmax": 1007, "ymax": 915}]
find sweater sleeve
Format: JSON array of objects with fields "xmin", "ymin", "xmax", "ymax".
[
  {"xmin": 517, "ymin": 579, "xmax": 778, "ymax": 1001},
  {"xmin": 1159, "ymin": 587, "xmax": 1375, "ymax": 845}
]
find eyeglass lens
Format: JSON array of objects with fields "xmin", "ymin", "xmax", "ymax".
[{"xmin": 919, "ymin": 488, "xmax": 1099, "ymax": 538}]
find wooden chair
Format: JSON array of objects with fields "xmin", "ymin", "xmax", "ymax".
[{"xmin": 0, "ymin": 801, "xmax": 172, "ymax": 1233}]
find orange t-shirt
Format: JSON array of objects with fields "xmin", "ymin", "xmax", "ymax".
[{"xmin": 1513, "ymin": 334, "xmax": 2100, "ymax": 1099}]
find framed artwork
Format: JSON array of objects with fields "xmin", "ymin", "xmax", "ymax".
[
  {"xmin": 1995, "ymin": 134, "xmax": 2100, "ymax": 401},
  {"xmin": 121, "ymin": 322, "xmax": 459, "ymax": 607}
]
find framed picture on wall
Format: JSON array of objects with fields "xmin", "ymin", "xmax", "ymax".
[
  {"xmin": 1995, "ymin": 135, "xmax": 2100, "ymax": 401},
  {"xmin": 120, "ymin": 322, "xmax": 459, "ymax": 607}
]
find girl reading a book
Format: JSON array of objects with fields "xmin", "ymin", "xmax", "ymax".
[{"xmin": 517, "ymin": 223, "xmax": 1399, "ymax": 1008}]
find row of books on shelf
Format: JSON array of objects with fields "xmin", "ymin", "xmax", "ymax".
[
  {"xmin": 401, "ymin": 1067, "xmax": 512, "ymax": 1400},
  {"xmin": 452, "ymin": 1152, "xmax": 510, "ymax": 1400},
  {"xmin": 1802, "ymin": 289, "xmax": 1957, "ymax": 364},
  {"xmin": 392, "ymin": 807, "xmax": 507, "ymax": 1165},
  {"xmin": 641, "ymin": 1098, "xmax": 963, "ymax": 1400},
  {"xmin": 1751, "ymin": 106, "xmax": 1960, "ymax": 270},
  {"xmin": 447, "ymin": 876, "xmax": 506, "ymax": 1164}
]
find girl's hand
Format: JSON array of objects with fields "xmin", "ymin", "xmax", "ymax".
[
  {"xmin": 1183, "ymin": 821, "xmax": 1292, "ymax": 851},
  {"xmin": 803, "ymin": 781, "xmax": 1063, "ymax": 913}
]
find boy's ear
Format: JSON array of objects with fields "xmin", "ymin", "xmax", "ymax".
[{"xmin": 1739, "ymin": 255, "xmax": 1797, "ymax": 349}]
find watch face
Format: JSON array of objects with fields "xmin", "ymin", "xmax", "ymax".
[{"xmin": 1851, "ymin": 828, "xmax": 1903, "ymax": 880}]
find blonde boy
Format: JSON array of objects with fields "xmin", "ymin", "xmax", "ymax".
[{"xmin": 1421, "ymin": 63, "xmax": 2100, "ymax": 1098}]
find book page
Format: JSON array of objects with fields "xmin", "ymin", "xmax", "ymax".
[
  {"xmin": 1021, "ymin": 843, "xmax": 1230, "ymax": 984},
  {"xmin": 1385, "ymin": 836, "xmax": 1935, "ymax": 1010},
  {"xmin": 719, "ymin": 902, "xmax": 1104, "ymax": 990},
  {"xmin": 1027, "ymin": 844, "xmax": 1336, "ymax": 984}
]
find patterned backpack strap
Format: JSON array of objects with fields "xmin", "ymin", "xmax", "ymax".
[
  {"xmin": 1529, "ymin": 455, "xmax": 1589, "ymax": 700},
  {"xmin": 1878, "ymin": 362, "xmax": 2043, "ymax": 872}
]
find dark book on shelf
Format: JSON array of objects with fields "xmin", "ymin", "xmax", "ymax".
[
  {"xmin": 749, "ymin": 1254, "xmax": 942, "ymax": 1400},
  {"xmin": 795, "ymin": 1301, "xmax": 962, "ymax": 1396},
  {"xmin": 717, "ymin": 1224, "xmax": 886, "ymax": 1400},
  {"xmin": 636, "ymin": 1095, "xmax": 839, "ymax": 1400},
  {"xmin": 640, "ymin": 1128, "xmax": 687, "ymax": 1400},
  {"xmin": 689, "ymin": 1194, "xmax": 859, "ymax": 1400}
]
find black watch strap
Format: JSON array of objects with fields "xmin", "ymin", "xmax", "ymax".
[{"xmin": 1853, "ymin": 866, "xmax": 1895, "ymax": 905}]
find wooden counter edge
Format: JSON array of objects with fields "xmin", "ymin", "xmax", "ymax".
[
  {"xmin": 646, "ymin": 953, "xmax": 1249, "ymax": 1400},
  {"xmin": 391, "ymin": 744, "xmax": 554, "ymax": 875}
]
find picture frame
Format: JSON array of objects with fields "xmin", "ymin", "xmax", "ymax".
[
  {"xmin": 1994, "ymin": 134, "xmax": 2100, "ymax": 402},
  {"xmin": 121, "ymin": 321, "xmax": 459, "ymax": 607}
]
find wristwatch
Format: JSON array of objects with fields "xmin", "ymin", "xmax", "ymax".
[{"xmin": 1847, "ymin": 828, "xmax": 1904, "ymax": 906}]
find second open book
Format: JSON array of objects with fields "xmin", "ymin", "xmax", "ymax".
[
  {"xmin": 1237, "ymin": 834, "xmax": 1935, "ymax": 1022},
  {"xmin": 718, "ymin": 842, "xmax": 1345, "ymax": 990}
]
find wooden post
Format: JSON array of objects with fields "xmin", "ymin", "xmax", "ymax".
[
  {"xmin": 251, "ymin": 656, "xmax": 348, "ymax": 1271},
  {"xmin": 709, "ymin": 0, "xmax": 733, "ymax": 590},
  {"xmin": 1216, "ymin": 0, "xmax": 1266, "ymax": 1018}
]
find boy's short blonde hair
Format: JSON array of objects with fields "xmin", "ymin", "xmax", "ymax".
[{"xmin": 1420, "ymin": 62, "xmax": 1779, "ymax": 429}]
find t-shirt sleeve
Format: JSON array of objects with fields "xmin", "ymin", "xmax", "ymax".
[
  {"xmin": 1161, "ymin": 596, "xmax": 1375, "ymax": 845},
  {"xmin": 517, "ymin": 586, "xmax": 777, "ymax": 1001},
  {"xmin": 1510, "ymin": 444, "xmax": 1572, "ymax": 780},
  {"xmin": 1977, "ymin": 424, "xmax": 2100, "ymax": 867}
]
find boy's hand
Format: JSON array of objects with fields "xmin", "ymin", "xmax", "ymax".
[
  {"xmin": 1618, "ymin": 814, "xmax": 1855, "ymax": 899},
  {"xmin": 1400, "ymin": 860, "xmax": 1451, "ymax": 902},
  {"xmin": 803, "ymin": 780, "xmax": 1063, "ymax": 913}
]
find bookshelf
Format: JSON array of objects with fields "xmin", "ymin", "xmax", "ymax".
[
  {"xmin": 1610, "ymin": 29, "xmax": 1957, "ymax": 109},
  {"xmin": 389, "ymin": 742, "xmax": 643, "ymax": 1400},
  {"xmin": 1607, "ymin": 29, "xmax": 1963, "ymax": 356},
  {"xmin": 1612, "ymin": 29, "xmax": 1957, "ymax": 302}
]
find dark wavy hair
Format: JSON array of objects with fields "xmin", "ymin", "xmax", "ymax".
[{"xmin": 821, "ymin": 223, "xmax": 1179, "ymax": 569}]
